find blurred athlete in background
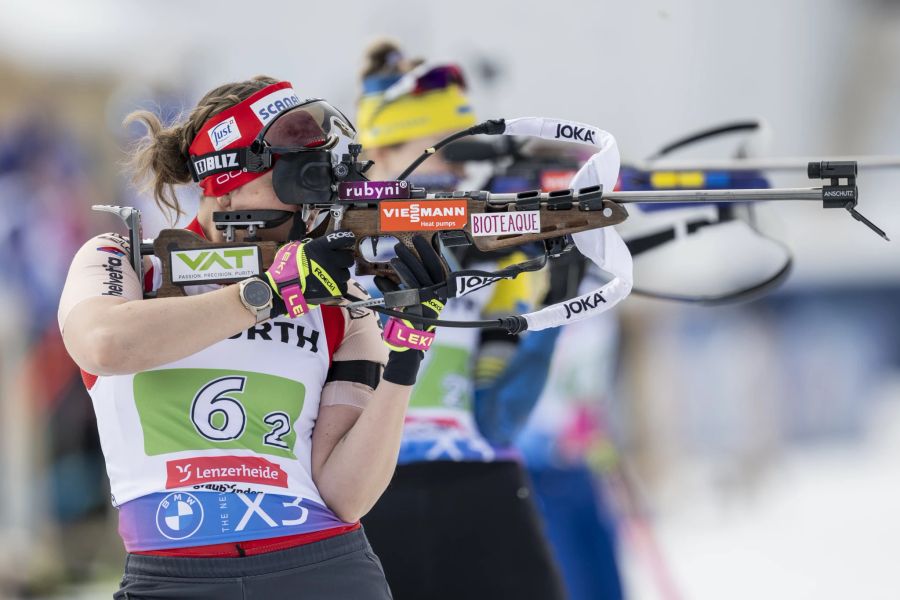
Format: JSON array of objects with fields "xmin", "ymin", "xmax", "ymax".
[{"xmin": 355, "ymin": 40, "xmax": 568, "ymax": 600}]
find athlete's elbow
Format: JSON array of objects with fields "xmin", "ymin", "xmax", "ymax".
[
  {"xmin": 334, "ymin": 506, "xmax": 365, "ymax": 524},
  {"xmin": 74, "ymin": 326, "xmax": 133, "ymax": 376},
  {"xmin": 320, "ymin": 486, "xmax": 377, "ymax": 523},
  {"xmin": 326, "ymin": 492, "xmax": 374, "ymax": 523}
]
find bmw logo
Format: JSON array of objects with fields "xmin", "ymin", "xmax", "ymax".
[{"xmin": 155, "ymin": 492, "xmax": 204, "ymax": 540}]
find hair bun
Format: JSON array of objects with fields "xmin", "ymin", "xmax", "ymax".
[{"xmin": 362, "ymin": 38, "xmax": 409, "ymax": 79}]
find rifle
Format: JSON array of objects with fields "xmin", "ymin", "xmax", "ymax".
[
  {"xmin": 446, "ymin": 119, "xmax": 898, "ymax": 304},
  {"xmin": 93, "ymin": 118, "xmax": 888, "ymax": 332}
]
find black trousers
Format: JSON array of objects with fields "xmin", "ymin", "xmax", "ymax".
[
  {"xmin": 362, "ymin": 460, "xmax": 566, "ymax": 600},
  {"xmin": 113, "ymin": 528, "xmax": 392, "ymax": 599}
]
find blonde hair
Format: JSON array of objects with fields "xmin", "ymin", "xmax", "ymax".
[{"xmin": 124, "ymin": 75, "xmax": 279, "ymax": 222}]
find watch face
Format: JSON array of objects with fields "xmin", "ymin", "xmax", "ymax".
[{"xmin": 244, "ymin": 279, "xmax": 272, "ymax": 307}]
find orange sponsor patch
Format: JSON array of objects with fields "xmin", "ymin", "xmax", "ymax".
[{"xmin": 379, "ymin": 200, "xmax": 468, "ymax": 231}]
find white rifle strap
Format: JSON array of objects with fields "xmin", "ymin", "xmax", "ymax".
[{"xmin": 503, "ymin": 118, "xmax": 633, "ymax": 331}]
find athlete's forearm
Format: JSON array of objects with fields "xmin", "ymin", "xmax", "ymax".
[
  {"xmin": 63, "ymin": 286, "xmax": 255, "ymax": 375},
  {"xmin": 314, "ymin": 381, "xmax": 411, "ymax": 522}
]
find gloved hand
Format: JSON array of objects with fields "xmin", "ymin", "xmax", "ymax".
[
  {"xmin": 266, "ymin": 230, "xmax": 355, "ymax": 317},
  {"xmin": 374, "ymin": 236, "xmax": 448, "ymax": 385}
]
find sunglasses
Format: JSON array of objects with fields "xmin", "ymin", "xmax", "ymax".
[{"xmin": 249, "ymin": 99, "xmax": 357, "ymax": 162}]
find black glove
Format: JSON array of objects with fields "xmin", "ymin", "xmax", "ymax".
[
  {"xmin": 266, "ymin": 230, "xmax": 355, "ymax": 317},
  {"xmin": 375, "ymin": 236, "xmax": 448, "ymax": 385}
]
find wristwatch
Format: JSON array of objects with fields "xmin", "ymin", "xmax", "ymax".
[{"xmin": 237, "ymin": 277, "xmax": 273, "ymax": 323}]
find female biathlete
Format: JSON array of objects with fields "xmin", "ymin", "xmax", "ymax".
[
  {"xmin": 354, "ymin": 41, "xmax": 567, "ymax": 600},
  {"xmin": 58, "ymin": 75, "xmax": 447, "ymax": 598}
]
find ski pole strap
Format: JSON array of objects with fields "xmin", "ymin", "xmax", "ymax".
[
  {"xmin": 383, "ymin": 317, "xmax": 435, "ymax": 351},
  {"xmin": 266, "ymin": 242, "xmax": 311, "ymax": 318},
  {"xmin": 280, "ymin": 280, "xmax": 310, "ymax": 317}
]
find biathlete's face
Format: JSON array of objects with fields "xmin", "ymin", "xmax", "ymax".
[
  {"xmin": 190, "ymin": 84, "xmax": 345, "ymax": 242},
  {"xmin": 228, "ymin": 171, "xmax": 286, "ymax": 212}
]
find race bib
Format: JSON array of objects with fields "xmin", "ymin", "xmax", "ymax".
[{"xmin": 134, "ymin": 368, "xmax": 305, "ymax": 459}]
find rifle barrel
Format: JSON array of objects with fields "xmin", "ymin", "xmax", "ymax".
[
  {"xmin": 604, "ymin": 187, "xmax": 823, "ymax": 204},
  {"xmin": 478, "ymin": 187, "xmax": 824, "ymax": 206}
]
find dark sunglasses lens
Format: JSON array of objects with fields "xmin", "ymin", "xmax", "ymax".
[
  {"xmin": 264, "ymin": 102, "xmax": 356, "ymax": 149},
  {"xmin": 264, "ymin": 108, "xmax": 327, "ymax": 148}
]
